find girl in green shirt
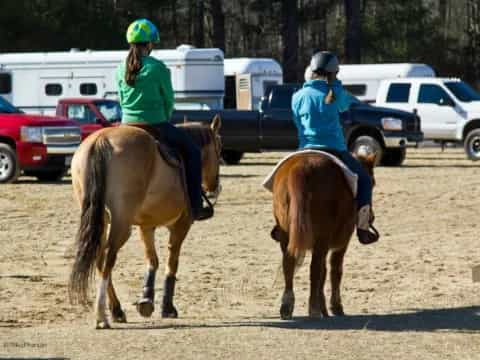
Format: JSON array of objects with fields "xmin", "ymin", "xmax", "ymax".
[{"xmin": 117, "ymin": 18, "xmax": 213, "ymax": 221}]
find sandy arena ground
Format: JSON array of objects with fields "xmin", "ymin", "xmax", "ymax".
[{"xmin": 0, "ymin": 148, "xmax": 479, "ymax": 360}]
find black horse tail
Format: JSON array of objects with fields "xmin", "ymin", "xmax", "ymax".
[{"xmin": 69, "ymin": 136, "xmax": 112, "ymax": 305}]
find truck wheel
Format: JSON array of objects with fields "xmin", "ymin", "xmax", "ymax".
[
  {"xmin": 464, "ymin": 128, "xmax": 480, "ymax": 161},
  {"xmin": 351, "ymin": 135, "xmax": 383, "ymax": 166},
  {"xmin": 0, "ymin": 143, "xmax": 20, "ymax": 183},
  {"xmin": 25, "ymin": 169, "xmax": 66, "ymax": 182},
  {"xmin": 381, "ymin": 148, "xmax": 406, "ymax": 167},
  {"xmin": 222, "ymin": 150, "xmax": 244, "ymax": 165}
]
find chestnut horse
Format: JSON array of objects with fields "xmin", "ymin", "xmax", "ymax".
[
  {"xmin": 68, "ymin": 116, "xmax": 221, "ymax": 329},
  {"xmin": 270, "ymin": 152, "xmax": 376, "ymax": 319}
]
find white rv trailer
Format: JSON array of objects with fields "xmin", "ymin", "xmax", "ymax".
[
  {"xmin": 337, "ymin": 63, "xmax": 435, "ymax": 103},
  {"xmin": 0, "ymin": 45, "xmax": 224, "ymax": 114},
  {"xmin": 224, "ymin": 58, "xmax": 283, "ymax": 110}
]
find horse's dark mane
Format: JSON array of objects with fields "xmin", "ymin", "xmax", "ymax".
[{"xmin": 176, "ymin": 122, "xmax": 213, "ymax": 148}]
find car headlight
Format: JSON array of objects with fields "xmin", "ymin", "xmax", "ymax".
[
  {"xmin": 20, "ymin": 126, "xmax": 43, "ymax": 143},
  {"xmin": 381, "ymin": 117, "xmax": 403, "ymax": 131}
]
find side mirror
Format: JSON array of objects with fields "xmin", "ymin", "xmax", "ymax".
[{"xmin": 439, "ymin": 98, "xmax": 454, "ymax": 107}]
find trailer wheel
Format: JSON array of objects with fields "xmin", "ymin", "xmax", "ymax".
[
  {"xmin": 464, "ymin": 128, "xmax": 480, "ymax": 161},
  {"xmin": 350, "ymin": 135, "xmax": 383, "ymax": 166},
  {"xmin": 0, "ymin": 143, "xmax": 20, "ymax": 183},
  {"xmin": 381, "ymin": 148, "xmax": 406, "ymax": 167},
  {"xmin": 222, "ymin": 150, "xmax": 244, "ymax": 165}
]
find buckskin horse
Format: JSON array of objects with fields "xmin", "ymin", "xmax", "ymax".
[
  {"xmin": 269, "ymin": 151, "xmax": 376, "ymax": 319},
  {"xmin": 68, "ymin": 116, "xmax": 222, "ymax": 329}
]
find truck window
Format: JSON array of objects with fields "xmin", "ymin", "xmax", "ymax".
[
  {"xmin": 269, "ymin": 87, "xmax": 295, "ymax": 110},
  {"xmin": 45, "ymin": 83, "xmax": 63, "ymax": 96},
  {"xmin": 386, "ymin": 83, "xmax": 411, "ymax": 103},
  {"xmin": 344, "ymin": 84, "xmax": 367, "ymax": 96},
  {"xmin": 67, "ymin": 104, "xmax": 97, "ymax": 124},
  {"xmin": 418, "ymin": 84, "xmax": 454, "ymax": 106},
  {"xmin": 0, "ymin": 73, "xmax": 12, "ymax": 94},
  {"xmin": 80, "ymin": 83, "xmax": 98, "ymax": 96},
  {"xmin": 444, "ymin": 81, "xmax": 480, "ymax": 102}
]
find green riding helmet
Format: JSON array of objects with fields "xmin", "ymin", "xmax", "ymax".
[{"xmin": 126, "ymin": 18, "xmax": 160, "ymax": 44}]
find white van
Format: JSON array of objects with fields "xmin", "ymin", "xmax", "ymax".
[
  {"xmin": 338, "ymin": 63, "xmax": 435, "ymax": 103},
  {"xmin": 224, "ymin": 58, "xmax": 283, "ymax": 110},
  {"xmin": 0, "ymin": 45, "xmax": 225, "ymax": 114}
]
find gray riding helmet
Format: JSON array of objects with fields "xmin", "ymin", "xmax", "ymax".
[{"xmin": 310, "ymin": 51, "xmax": 339, "ymax": 73}]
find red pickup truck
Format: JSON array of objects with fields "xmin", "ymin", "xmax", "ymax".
[
  {"xmin": 56, "ymin": 98, "xmax": 122, "ymax": 139},
  {"xmin": 0, "ymin": 96, "xmax": 81, "ymax": 183}
]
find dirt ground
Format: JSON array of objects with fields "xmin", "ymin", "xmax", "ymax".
[{"xmin": 0, "ymin": 148, "xmax": 479, "ymax": 360}]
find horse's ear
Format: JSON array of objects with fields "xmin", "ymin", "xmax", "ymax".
[
  {"xmin": 211, "ymin": 114, "xmax": 222, "ymax": 134},
  {"xmin": 183, "ymin": 115, "xmax": 188, "ymax": 124}
]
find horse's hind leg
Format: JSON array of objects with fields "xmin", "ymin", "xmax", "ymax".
[
  {"xmin": 135, "ymin": 226, "xmax": 159, "ymax": 318},
  {"xmin": 95, "ymin": 221, "xmax": 131, "ymax": 329},
  {"xmin": 279, "ymin": 239, "xmax": 296, "ymax": 320},
  {"xmin": 329, "ymin": 247, "xmax": 347, "ymax": 316},
  {"xmin": 163, "ymin": 213, "xmax": 191, "ymax": 318},
  {"xmin": 309, "ymin": 244, "xmax": 328, "ymax": 318}
]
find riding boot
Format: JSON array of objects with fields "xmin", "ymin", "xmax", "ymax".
[
  {"xmin": 193, "ymin": 192, "xmax": 214, "ymax": 221},
  {"xmin": 357, "ymin": 205, "xmax": 379, "ymax": 245}
]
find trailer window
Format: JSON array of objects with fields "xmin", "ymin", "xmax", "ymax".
[
  {"xmin": 344, "ymin": 84, "xmax": 367, "ymax": 96},
  {"xmin": 0, "ymin": 73, "xmax": 12, "ymax": 94},
  {"xmin": 80, "ymin": 83, "xmax": 98, "ymax": 95},
  {"xmin": 386, "ymin": 83, "xmax": 411, "ymax": 103},
  {"xmin": 45, "ymin": 84, "xmax": 63, "ymax": 96}
]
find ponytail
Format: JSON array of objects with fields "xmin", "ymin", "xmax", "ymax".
[
  {"xmin": 324, "ymin": 87, "xmax": 336, "ymax": 105},
  {"xmin": 125, "ymin": 43, "xmax": 147, "ymax": 86},
  {"xmin": 311, "ymin": 69, "xmax": 336, "ymax": 105}
]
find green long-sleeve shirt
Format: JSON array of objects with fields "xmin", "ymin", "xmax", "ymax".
[{"xmin": 116, "ymin": 55, "xmax": 174, "ymax": 124}]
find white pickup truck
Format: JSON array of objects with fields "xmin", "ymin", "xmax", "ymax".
[{"xmin": 375, "ymin": 77, "xmax": 480, "ymax": 160}]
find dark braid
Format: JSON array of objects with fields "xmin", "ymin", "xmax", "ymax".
[{"xmin": 125, "ymin": 43, "xmax": 148, "ymax": 86}]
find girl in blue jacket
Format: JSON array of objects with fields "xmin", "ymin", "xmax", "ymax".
[{"xmin": 292, "ymin": 51, "xmax": 379, "ymax": 245}]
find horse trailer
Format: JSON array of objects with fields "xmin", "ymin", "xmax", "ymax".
[
  {"xmin": 338, "ymin": 63, "xmax": 435, "ymax": 103},
  {"xmin": 0, "ymin": 45, "xmax": 225, "ymax": 114},
  {"xmin": 224, "ymin": 58, "xmax": 283, "ymax": 110}
]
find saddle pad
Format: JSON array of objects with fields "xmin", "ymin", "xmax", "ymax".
[{"xmin": 262, "ymin": 150, "xmax": 358, "ymax": 197}]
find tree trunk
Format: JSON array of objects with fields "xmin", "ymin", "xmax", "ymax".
[
  {"xmin": 209, "ymin": 0, "xmax": 225, "ymax": 52},
  {"xmin": 344, "ymin": 0, "xmax": 361, "ymax": 63},
  {"xmin": 194, "ymin": 0, "xmax": 205, "ymax": 48},
  {"xmin": 282, "ymin": 0, "xmax": 299, "ymax": 82}
]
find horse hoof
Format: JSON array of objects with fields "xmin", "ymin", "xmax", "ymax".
[
  {"xmin": 308, "ymin": 309, "xmax": 328, "ymax": 319},
  {"xmin": 330, "ymin": 306, "xmax": 345, "ymax": 316},
  {"xmin": 280, "ymin": 303, "xmax": 293, "ymax": 320},
  {"xmin": 112, "ymin": 310, "xmax": 127, "ymax": 323},
  {"xmin": 95, "ymin": 320, "xmax": 111, "ymax": 330},
  {"xmin": 136, "ymin": 299, "xmax": 155, "ymax": 318},
  {"xmin": 161, "ymin": 305, "xmax": 178, "ymax": 318}
]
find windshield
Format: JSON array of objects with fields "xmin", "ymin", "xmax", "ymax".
[
  {"xmin": 0, "ymin": 96, "xmax": 21, "ymax": 114},
  {"xmin": 444, "ymin": 81, "xmax": 480, "ymax": 102},
  {"xmin": 95, "ymin": 101, "xmax": 122, "ymax": 122}
]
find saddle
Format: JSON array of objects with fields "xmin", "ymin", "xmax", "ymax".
[
  {"xmin": 129, "ymin": 124, "xmax": 181, "ymax": 168},
  {"xmin": 262, "ymin": 149, "xmax": 358, "ymax": 196}
]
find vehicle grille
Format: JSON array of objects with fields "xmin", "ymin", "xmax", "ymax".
[
  {"xmin": 42, "ymin": 126, "xmax": 81, "ymax": 145},
  {"xmin": 406, "ymin": 116, "xmax": 421, "ymax": 132}
]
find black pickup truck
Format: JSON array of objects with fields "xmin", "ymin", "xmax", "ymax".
[{"xmin": 172, "ymin": 84, "xmax": 423, "ymax": 166}]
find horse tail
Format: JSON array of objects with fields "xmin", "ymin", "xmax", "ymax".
[
  {"xmin": 287, "ymin": 164, "xmax": 313, "ymax": 260},
  {"xmin": 69, "ymin": 136, "xmax": 112, "ymax": 305}
]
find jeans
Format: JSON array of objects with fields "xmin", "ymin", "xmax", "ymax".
[
  {"xmin": 304, "ymin": 147, "xmax": 372, "ymax": 208},
  {"xmin": 151, "ymin": 122, "xmax": 203, "ymax": 215}
]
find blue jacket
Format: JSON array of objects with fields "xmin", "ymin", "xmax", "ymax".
[{"xmin": 291, "ymin": 80, "xmax": 352, "ymax": 151}]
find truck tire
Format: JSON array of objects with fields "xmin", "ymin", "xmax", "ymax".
[
  {"xmin": 381, "ymin": 148, "xmax": 406, "ymax": 167},
  {"xmin": 25, "ymin": 169, "xmax": 66, "ymax": 182},
  {"xmin": 350, "ymin": 135, "xmax": 383, "ymax": 166},
  {"xmin": 464, "ymin": 128, "xmax": 480, "ymax": 161},
  {"xmin": 222, "ymin": 150, "xmax": 244, "ymax": 165},
  {"xmin": 0, "ymin": 143, "xmax": 20, "ymax": 183}
]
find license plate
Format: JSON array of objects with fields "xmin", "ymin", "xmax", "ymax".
[{"xmin": 65, "ymin": 156, "xmax": 73, "ymax": 166}]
